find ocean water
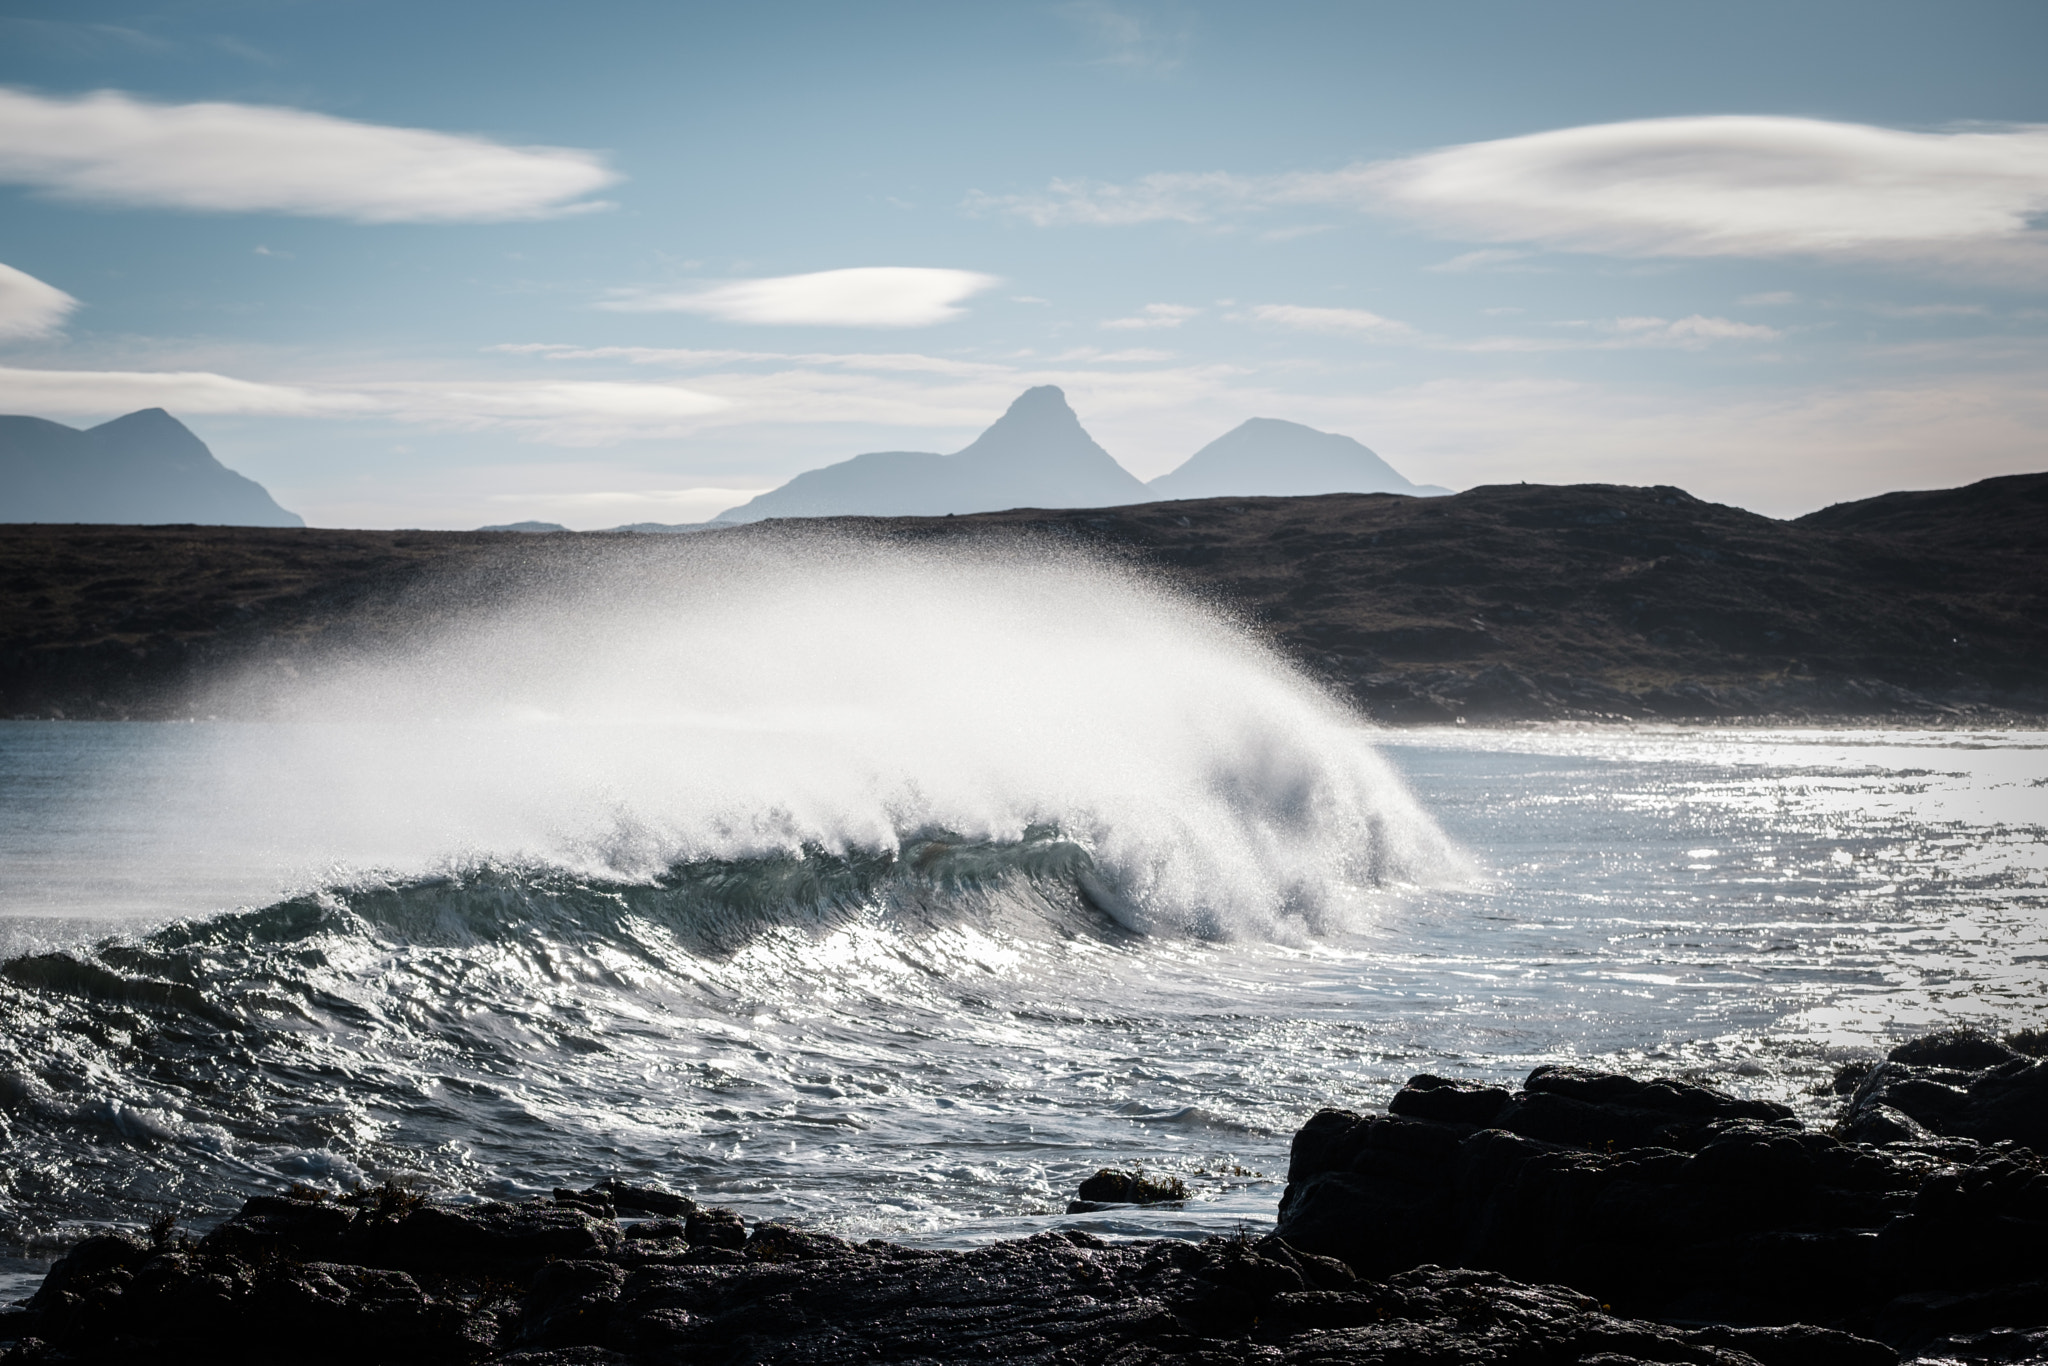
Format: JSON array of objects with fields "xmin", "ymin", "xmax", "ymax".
[{"xmin": 0, "ymin": 536, "xmax": 2043, "ymax": 1287}]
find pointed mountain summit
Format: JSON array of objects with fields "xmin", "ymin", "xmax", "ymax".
[
  {"xmin": 713, "ymin": 386, "xmax": 1147, "ymax": 523},
  {"xmin": 1147, "ymin": 418, "xmax": 1449, "ymax": 500},
  {"xmin": 0, "ymin": 408, "xmax": 302, "ymax": 526}
]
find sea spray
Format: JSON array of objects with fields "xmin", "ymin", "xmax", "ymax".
[{"xmin": 194, "ymin": 529, "xmax": 1459, "ymax": 937}]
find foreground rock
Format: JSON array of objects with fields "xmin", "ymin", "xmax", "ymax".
[
  {"xmin": 1276, "ymin": 1049, "xmax": 2048, "ymax": 1355},
  {"xmin": 0, "ymin": 1182, "xmax": 1892, "ymax": 1366},
  {"xmin": 1838, "ymin": 1031, "xmax": 2048, "ymax": 1149}
]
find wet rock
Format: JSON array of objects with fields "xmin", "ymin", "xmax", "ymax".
[
  {"xmin": 1843, "ymin": 1046, "xmax": 2048, "ymax": 1151},
  {"xmin": 1842, "ymin": 1101, "xmax": 1937, "ymax": 1146},
  {"xmin": 2, "ymin": 1192, "xmax": 1898, "ymax": 1366},
  {"xmin": 682, "ymin": 1206, "xmax": 745, "ymax": 1250},
  {"xmin": 1274, "ymin": 1060, "xmax": 2048, "ymax": 1352},
  {"xmin": 1890, "ymin": 1031, "xmax": 2020, "ymax": 1071},
  {"xmin": 585, "ymin": 1180, "xmax": 693, "ymax": 1218},
  {"xmin": 1387, "ymin": 1073, "xmax": 1512, "ymax": 1126},
  {"xmin": 362, "ymin": 1200, "xmax": 622, "ymax": 1272},
  {"xmin": 1495, "ymin": 1064, "xmax": 1797, "ymax": 1150},
  {"xmin": 1073, "ymin": 1167, "xmax": 1189, "ymax": 1205},
  {"xmin": 620, "ymin": 1217, "xmax": 687, "ymax": 1243}
]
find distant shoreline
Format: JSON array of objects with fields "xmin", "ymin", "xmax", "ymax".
[{"xmin": 3, "ymin": 474, "xmax": 2044, "ymax": 726}]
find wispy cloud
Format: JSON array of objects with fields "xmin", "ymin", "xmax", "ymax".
[
  {"xmin": 0, "ymin": 366, "xmax": 729, "ymax": 444},
  {"xmin": 1246, "ymin": 304, "xmax": 1413, "ymax": 337},
  {"xmin": 1458, "ymin": 314, "xmax": 1783, "ymax": 352},
  {"xmin": 976, "ymin": 116, "xmax": 2048, "ymax": 277},
  {"xmin": 1426, "ymin": 248, "xmax": 1538, "ymax": 273},
  {"xmin": 1611, "ymin": 314, "xmax": 1782, "ymax": 344},
  {"xmin": 1101, "ymin": 303, "xmax": 1200, "ymax": 329},
  {"xmin": 1866, "ymin": 301, "xmax": 1991, "ymax": 318},
  {"xmin": 0, "ymin": 262, "xmax": 79, "ymax": 339},
  {"xmin": 0, "ymin": 87, "xmax": 618, "ymax": 222},
  {"xmin": 601, "ymin": 267, "xmax": 1000, "ymax": 327}
]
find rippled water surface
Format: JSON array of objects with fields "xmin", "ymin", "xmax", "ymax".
[{"xmin": 2, "ymin": 719, "xmax": 2042, "ymax": 1269}]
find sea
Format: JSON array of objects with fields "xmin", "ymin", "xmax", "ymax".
[{"xmin": 1, "ymin": 535, "xmax": 2043, "ymax": 1300}]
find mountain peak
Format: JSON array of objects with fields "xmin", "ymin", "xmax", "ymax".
[
  {"xmin": 714, "ymin": 386, "xmax": 1144, "ymax": 522},
  {"xmin": 1147, "ymin": 417, "xmax": 1448, "ymax": 500},
  {"xmin": 1, "ymin": 408, "xmax": 302, "ymax": 526}
]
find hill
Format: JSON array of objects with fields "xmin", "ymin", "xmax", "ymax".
[
  {"xmin": 714, "ymin": 386, "xmax": 1146, "ymax": 522},
  {"xmin": 1147, "ymin": 418, "xmax": 1448, "ymax": 499},
  {"xmin": 1, "ymin": 474, "xmax": 2043, "ymax": 723},
  {"xmin": 0, "ymin": 409, "xmax": 302, "ymax": 527}
]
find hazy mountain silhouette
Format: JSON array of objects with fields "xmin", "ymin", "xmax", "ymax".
[
  {"xmin": 0, "ymin": 409, "xmax": 302, "ymax": 526},
  {"xmin": 1147, "ymin": 417, "xmax": 1449, "ymax": 500},
  {"xmin": 714, "ymin": 386, "xmax": 1147, "ymax": 522}
]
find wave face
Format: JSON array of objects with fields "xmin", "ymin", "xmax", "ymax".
[{"xmin": 0, "ymin": 533, "xmax": 1455, "ymax": 1244}]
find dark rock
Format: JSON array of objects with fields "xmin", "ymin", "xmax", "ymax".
[
  {"xmin": 1890, "ymin": 1031, "xmax": 2020, "ymax": 1071},
  {"xmin": 1073, "ymin": 1167, "xmax": 1188, "ymax": 1205},
  {"xmin": 517, "ymin": 1260, "xmax": 625, "ymax": 1349},
  {"xmin": 1843, "ymin": 1042, "xmax": 2048, "ymax": 1150},
  {"xmin": 1387, "ymin": 1073, "xmax": 1512, "ymax": 1126},
  {"xmin": 1495, "ymin": 1064, "xmax": 1797, "ymax": 1151},
  {"xmin": 363, "ymin": 1200, "xmax": 622, "ymax": 1272},
  {"xmin": 1843, "ymin": 1101, "xmax": 1936, "ymax": 1146},
  {"xmin": 621, "ymin": 1217, "xmax": 687, "ymax": 1243},
  {"xmin": 743, "ymin": 1222, "xmax": 854, "ymax": 1262},
  {"xmin": 1275, "ymin": 1063, "xmax": 2048, "ymax": 1350},
  {"xmin": 198, "ymin": 1193, "xmax": 358, "ymax": 1262},
  {"xmin": 682, "ymin": 1206, "xmax": 745, "ymax": 1250},
  {"xmin": 586, "ymin": 1180, "xmax": 693, "ymax": 1217},
  {"xmin": 0, "ymin": 1171, "xmax": 1901, "ymax": 1366}
]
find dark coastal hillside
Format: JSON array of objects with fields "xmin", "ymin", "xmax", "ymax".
[{"xmin": 1, "ymin": 473, "xmax": 2044, "ymax": 723}]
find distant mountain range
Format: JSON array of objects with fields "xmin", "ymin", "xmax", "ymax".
[
  {"xmin": 710, "ymin": 386, "xmax": 1444, "ymax": 524},
  {"xmin": 0, "ymin": 409, "xmax": 301, "ymax": 527}
]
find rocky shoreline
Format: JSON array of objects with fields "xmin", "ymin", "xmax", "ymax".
[{"xmin": 6, "ymin": 1031, "xmax": 2048, "ymax": 1364}]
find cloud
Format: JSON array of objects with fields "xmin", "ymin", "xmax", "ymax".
[
  {"xmin": 1426, "ymin": 248, "xmax": 1537, "ymax": 273},
  {"xmin": 602, "ymin": 267, "xmax": 1000, "ymax": 328},
  {"xmin": 1366, "ymin": 118, "xmax": 2048, "ymax": 272},
  {"xmin": 0, "ymin": 87, "xmax": 618, "ymax": 222},
  {"xmin": 1866, "ymin": 301, "xmax": 1990, "ymax": 318},
  {"xmin": 980, "ymin": 116, "xmax": 2048, "ymax": 276},
  {"xmin": 1101, "ymin": 303, "xmax": 1200, "ymax": 330},
  {"xmin": 1739, "ymin": 291, "xmax": 1800, "ymax": 307},
  {"xmin": 0, "ymin": 262, "xmax": 79, "ymax": 339},
  {"xmin": 1612, "ymin": 314, "xmax": 1782, "ymax": 344},
  {"xmin": 967, "ymin": 170, "xmax": 1254, "ymax": 226},
  {"xmin": 0, "ymin": 367, "xmax": 728, "ymax": 444},
  {"xmin": 1457, "ymin": 314, "xmax": 1782, "ymax": 352},
  {"xmin": 1247, "ymin": 304, "xmax": 1412, "ymax": 337}
]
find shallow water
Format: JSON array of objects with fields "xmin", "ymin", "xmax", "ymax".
[{"xmin": 2, "ymin": 718, "xmax": 2042, "ymax": 1267}]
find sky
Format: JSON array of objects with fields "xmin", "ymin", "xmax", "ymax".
[{"xmin": 0, "ymin": 0, "xmax": 2043, "ymax": 528}]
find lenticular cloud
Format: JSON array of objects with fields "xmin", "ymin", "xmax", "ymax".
[
  {"xmin": 0, "ymin": 88, "xmax": 619, "ymax": 222},
  {"xmin": 603, "ymin": 268, "xmax": 1003, "ymax": 328},
  {"xmin": 1366, "ymin": 116, "xmax": 2048, "ymax": 268}
]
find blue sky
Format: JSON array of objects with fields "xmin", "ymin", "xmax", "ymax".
[{"xmin": 0, "ymin": 0, "xmax": 2043, "ymax": 527}]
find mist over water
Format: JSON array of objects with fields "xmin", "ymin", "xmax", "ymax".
[{"xmin": 189, "ymin": 533, "xmax": 1456, "ymax": 937}]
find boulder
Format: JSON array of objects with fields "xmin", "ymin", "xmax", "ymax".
[
  {"xmin": 1274, "ymin": 1059, "xmax": 2048, "ymax": 1350},
  {"xmin": 1843, "ymin": 1050, "xmax": 2048, "ymax": 1151}
]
